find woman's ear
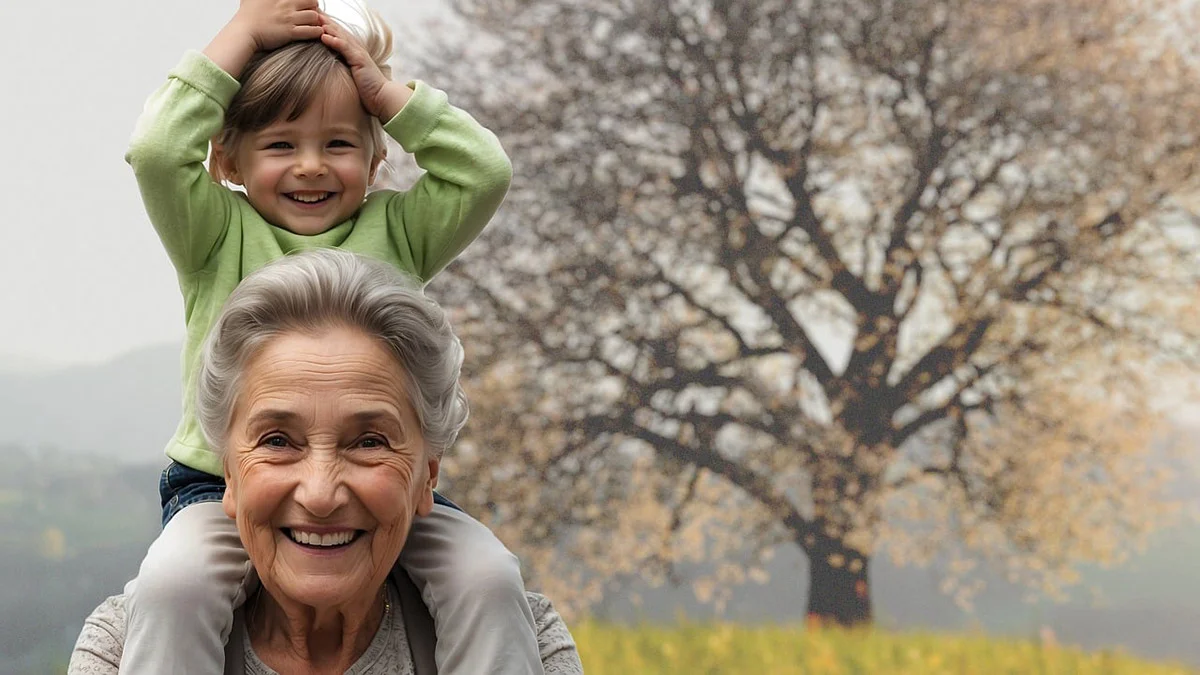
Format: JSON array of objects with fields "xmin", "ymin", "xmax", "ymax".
[
  {"xmin": 416, "ymin": 457, "xmax": 440, "ymax": 517},
  {"xmin": 222, "ymin": 461, "xmax": 238, "ymax": 519}
]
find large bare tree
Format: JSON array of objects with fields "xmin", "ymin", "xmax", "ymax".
[{"xmin": 408, "ymin": 0, "xmax": 1200, "ymax": 624}]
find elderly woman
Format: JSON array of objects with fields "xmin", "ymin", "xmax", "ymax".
[{"xmin": 69, "ymin": 250, "xmax": 580, "ymax": 674}]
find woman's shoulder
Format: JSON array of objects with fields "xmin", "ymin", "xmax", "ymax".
[
  {"xmin": 526, "ymin": 592, "xmax": 583, "ymax": 675},
  {"xmin": 68, "ymin": 588, "xmax": 582, "ymax": 675},
  {"xmin": 67, "ymin": 595, "xmax": 126, "ymax": 674}
]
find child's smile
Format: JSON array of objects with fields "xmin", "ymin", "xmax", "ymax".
[
  {"xmin": 286, "ymin": 191, "xmax": 334, "ymax": 205},
  {"xmin": 282, "ymin": 190, "xmax": 339, "ymax": 215},
  {"xmin": 227, "ymin": 78, "xmax": 381, "ymax": 236}
]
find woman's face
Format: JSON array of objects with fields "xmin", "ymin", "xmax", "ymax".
[{"xmin": 222, "ymin": 325, "xmax": 438, "ymax": 610}]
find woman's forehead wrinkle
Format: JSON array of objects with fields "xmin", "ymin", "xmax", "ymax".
[
  {"xmin": 249, "ymin": 354, "xmax": 408, "ymax": 390},
  {"xmin": 244, "ymin": 408, "xmax": 302, "ymax": 427},
  {"xmin": 249, "ymin": 352, "xmax": 397, "ymax": 381},
  {"xmin": 237, "ymin": 333, "xmax": 415, "ymax": 414}
]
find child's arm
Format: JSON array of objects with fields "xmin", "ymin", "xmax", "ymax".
[
  {"xmin": 321, "ymin": 19, "xmax": 513, "ymax": 282},
  {"xmin": 126, "ymin": 0, "xmax": 322, "ymax": 275},
  {"xmin": 126, "ymin": 57, "xmax": 236, "ymax": 275}
]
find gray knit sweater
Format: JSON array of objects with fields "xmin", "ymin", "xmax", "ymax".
[{"xmin": 68, "ymin": 581, "xmax": 582, "ymax": 675}]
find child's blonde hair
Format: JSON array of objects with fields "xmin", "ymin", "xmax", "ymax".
[{"xmin": 211, "ymin": 6, "xmax": 394, "ymax": 184}]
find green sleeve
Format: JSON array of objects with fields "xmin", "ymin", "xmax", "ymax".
[
  {"xmin": 380, "ymin": 82, "xmax": 513, "ymax": 281},
  {"xmin": 126, "ymin": 51, "xmax": 240, "ymax": 274}
]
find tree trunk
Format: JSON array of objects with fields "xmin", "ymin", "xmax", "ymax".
[{"xmin": 806, "ymin": 542, "xmax": 872, "ymax": 627}]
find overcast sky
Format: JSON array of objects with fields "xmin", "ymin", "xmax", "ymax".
[
  {"xmin": 0, "ymin": 0, "xmax": 447, "ymax": 368},
  {"xmin": 2, "ymin": 1, "xmax": 1198, "ymax": 424}
]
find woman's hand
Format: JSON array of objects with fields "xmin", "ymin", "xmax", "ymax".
[
  {"xmin": 320, "ymin": 15, "xmax": 412, "ymax": 121},
  {"xmin": 205, "ymin": 0, "xmax": 323, "ymax": 79}
]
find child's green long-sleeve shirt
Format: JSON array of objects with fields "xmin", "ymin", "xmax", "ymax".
[{"xmin": 128, "ymin": 51, "xmax": 511, "ymax": 476}]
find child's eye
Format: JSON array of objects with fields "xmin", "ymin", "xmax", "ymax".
[
  {"xmin": 328, "ymin": 139, "xmax": 355, "ymax": 149},
  {"xmin": 265, "ymin": 141, "xmax": 293, "ymax": 150}
]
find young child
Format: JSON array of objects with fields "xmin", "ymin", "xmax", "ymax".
[{"xmin": 121, "ymin": 0, "xmax": 542, "ymax": 672}]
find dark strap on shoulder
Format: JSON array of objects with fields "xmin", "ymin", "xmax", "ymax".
[
  {"xmin": 224, "ymin": 608, "xmax": 247, "ymax": 674},
  {"xmin": 394, "ymin": 569, "xmax": 439, "ymax": 675}
]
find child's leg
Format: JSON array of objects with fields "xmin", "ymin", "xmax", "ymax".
[
  {"xmin": 120, "ymin": 466, "xmax": 251, "ymax": 674},
  {"xmin": 399, "ymin": 500, "xmax": 542, "ymax": 674}
]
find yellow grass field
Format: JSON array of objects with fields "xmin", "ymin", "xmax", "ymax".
[{"xmin": 572, "ymin": 622, "xmax": 1196, "ymax": 675}]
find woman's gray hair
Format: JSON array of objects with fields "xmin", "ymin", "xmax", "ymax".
[{"xmin": 196, "ymin": 249, "xmax": 468, "ymax": 458}]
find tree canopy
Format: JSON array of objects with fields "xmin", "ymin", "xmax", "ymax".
[{"xmin": 412, "ymin": 0, "xmax": 1200, "ymax": 623}]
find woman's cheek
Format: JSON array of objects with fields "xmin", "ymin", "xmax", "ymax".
[
  {"xmin": 357, "ymin": 461, "xmax": 420, "ymax": 551},
  {"xmin": 360, "ymin": 461, "xmax": 416, "ymax": 522},
  {"xmin": 237, "ymin": 461, "xmax": 295, "ymax": 527}
]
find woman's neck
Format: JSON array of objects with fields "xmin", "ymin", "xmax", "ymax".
[{"xmin": 247, "ymin": 584, "xmax": 388, "ymax": 674}]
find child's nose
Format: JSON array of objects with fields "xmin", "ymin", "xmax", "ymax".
[{"xmin": 293, "ymin": 151, "xmax": 327, "ymax": 177}]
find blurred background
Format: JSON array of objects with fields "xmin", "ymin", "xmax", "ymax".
[{"xmin": 1, "ymin": 0, "xmax": 1198, "ymax": 673}]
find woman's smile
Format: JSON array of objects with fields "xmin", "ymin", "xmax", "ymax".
[{"xmin": 282, "ymin": 527, "xmax": 365, "ymax": 550}]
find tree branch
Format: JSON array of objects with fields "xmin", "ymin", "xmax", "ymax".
[{"xmin": 582, "ymin": 414, "xmax": 819, "ymax": 547}]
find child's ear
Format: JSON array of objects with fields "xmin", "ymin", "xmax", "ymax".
[
  {"xmin": 212, "ymin": 143, "xmax": 243, "ymax": 186},
  {"xmin": 368, "ymin": 153, "xmax": 384, "ymax": 186}
]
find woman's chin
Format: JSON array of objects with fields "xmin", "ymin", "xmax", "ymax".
[
  {"xmin": 268, "ymin": 533, "xmax": 377, "ymax": 605},
  {"xmin": 270, "ymin": 571, "xmax": 370, "ymax": 610}
]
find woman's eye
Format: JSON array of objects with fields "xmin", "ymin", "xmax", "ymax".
[
  {"xmin": 261, "ymin": 435, "xmax": 292, "ymax": 449},
  {"xmin": 356, "ymin": 436, "xmax": 387, "ymax": 449}
]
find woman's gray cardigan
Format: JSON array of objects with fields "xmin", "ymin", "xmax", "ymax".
[{"xmin": 68, "ymin": 570, "xmax": 582, "ymax": 674}]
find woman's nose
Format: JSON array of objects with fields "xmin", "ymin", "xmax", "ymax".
[{"xmin": 293, "ymin": 460, "xmax": 348, "ymax": 518}]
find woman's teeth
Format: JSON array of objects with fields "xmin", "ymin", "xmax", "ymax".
[{"xmin": 287, "ymin": 529, "xmax": 358, "ymax": 547}]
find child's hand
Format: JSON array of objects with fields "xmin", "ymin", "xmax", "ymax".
[
  {"xmin": 320, "ymin": 16, "xmax": 412, "ymax": 122},
  {"xmin": 206, "ymin": 0, "xmax": 322, "ymax": 78},
  {"xmin": 234, "ymin": 0, "xmax": 323, "ymax": 52}
]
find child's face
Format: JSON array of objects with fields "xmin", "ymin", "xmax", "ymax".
[{"xmin": 225, "ymin": 82, "xmax": 381, "ymax": 236}]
